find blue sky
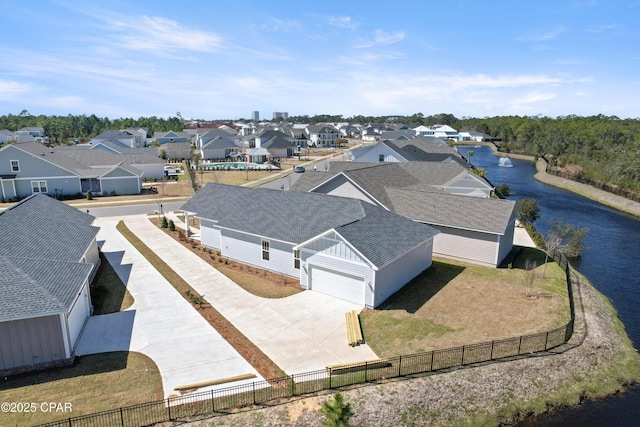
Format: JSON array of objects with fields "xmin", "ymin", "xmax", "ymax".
[{"xmin": 1, "ymin": 0, "xmax": 639, "ymax": 120}]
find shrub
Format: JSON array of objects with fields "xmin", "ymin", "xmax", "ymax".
[
  {"xmin": 168, "ymin": 219, "xmax": 176, "ymax": 231},
  {"xmin": 161, "ymin": 216, "xmax": 168, "ymax": 228},
  {"xmin": 86, "ymin": 190, "xmax": 93, "ymax": 200}
]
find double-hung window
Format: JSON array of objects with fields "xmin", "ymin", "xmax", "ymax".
[
  {"xmin": 293, "ymin": 249, "xmax": 300, "ymax": 269},
  {"xmin": 262, "ymin": 240, "xmax": 270, "ymax": 261},
  {"xmin": 31, "ymin": 180, "xmax": 47, "ymax": 193},
  {"xmin": 10, "ymin": 160, "xmax": 19, "ymax": 172}
]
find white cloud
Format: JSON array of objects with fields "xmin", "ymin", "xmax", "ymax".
[
  {"xmin": 0, "ymin": 80, "xmax": 32, "ymax": 99},
  {"xmin": 511, "ymin": 91, "xmax": 557, "ymax": 105},
  {"xmin": 328, "ymin": 16, "xmax": 359, "ymax": 30},
  {"xmin": 517, "ymin": 27, "xmax": 565, "ymax": 42},
  {"xmin": 105, "ymin": 15, "xmax": 222, "ymax": 54},
  {"xmin": 259, "ymin": 18, "xmax": 303, "ymax": 32},
  {"xmin": 373, "ymin": 29, "xmax": 405, "ymax": 45}
]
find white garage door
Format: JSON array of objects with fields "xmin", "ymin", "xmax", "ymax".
[
  {"xmin": 67, "ymin": 287, "xmax": 90, "ymax": 349},
  {"xmin": 310, "ymin": 265, "xmax": 365, "ymax": 305}
]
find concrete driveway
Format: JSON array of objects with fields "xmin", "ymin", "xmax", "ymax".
[
  {"xmin": 75, "ymin": 217, "xmax": 263, "ymax": 398},
  {"xmin": 122, "ymin": 215, "xmax": 378, "ymax": 375}
]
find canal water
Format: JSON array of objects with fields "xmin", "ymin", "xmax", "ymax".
[{"xmin": 457, "ymin": 146, "xmax": 640, "ymax": 426}]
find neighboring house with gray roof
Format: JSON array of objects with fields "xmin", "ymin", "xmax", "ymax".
[
  {"xmin": 305, "ymin": 125, "xmax": 341, "ymax": 147},
  {"xmin": 0, "ymin": 142, "xmax": 148, "ymax": 199},
  {"xmin": 351, "ymin": 138, "xmax": 467, "ymax": 165},
  {"xmin": 181, "ymin": 183, "xmax": 438, "ymax": 307},
  {"xmin": 0, "ymin": 129, "xmax": 17, "ymax": 144},
  {"xmin": 0, "ymin": 194, "xmax": 99, "ymax": 375},
  {"xmin": 153, "ymin": 130, "xmax": 191, "ymax": 145},
  {"xmin": 90, "ymin": 130, "xmax": 144, "ymax": 148},
  {"xmin": 290, "ymin": 161, "xmax": 516, "ymax": 267}
]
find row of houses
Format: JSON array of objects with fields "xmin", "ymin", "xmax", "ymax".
[
  {"xmin": 181, "ymin": 137, "xmax": 517, "ymax": 312},
  {"xmin": 1, "ymin": 128, "xmax": 516, "ymax": 375}
]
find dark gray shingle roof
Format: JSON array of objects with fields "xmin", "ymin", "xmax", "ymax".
[
  {"xmin": 387, "ymin": 189, "xmax": 516, "ymax": 234},
  {"xmin": 181, "ymin": 183, "xmax": 438, "ymax": 267},
  {"xmin": 0, "ymin": 256, "xmax": 93, "ymax": 322}
]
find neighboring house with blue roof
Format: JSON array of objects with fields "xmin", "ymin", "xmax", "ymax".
[
  {"xmin": 0, "ymin": 194, "xmax": 99, "ymax": 375},
  {"xmin": 0, "ymin": 142, "xmax": 149, "ymax": 199},
  {"xmin": 181, "ymin": 183, "xmax": 438, "ymax": 307}
]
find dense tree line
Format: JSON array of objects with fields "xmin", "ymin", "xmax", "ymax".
[
  {"xmin": 291, "ymin": 112, "xmax": 639, "ymax": 193},
  {"xmin": 2, "ymin": 111, "xmax": 638, "ymax": 192},
  {"xmin": 0, "ymin": 113, "xmax": 183, "ymax": 144}
]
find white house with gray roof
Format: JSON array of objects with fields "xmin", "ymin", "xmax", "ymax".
[
  {"xmin": 181, "ymin": 184, "xmax": 438, "ymax": 307},
  {"xmin": 291, "ymin": 162, "xmax": 516, "ymax": 268},
  {"xmin": 0, "ymin": 194, "xmax": 99, "ymax": 375}
]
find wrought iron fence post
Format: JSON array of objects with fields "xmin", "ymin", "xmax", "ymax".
[
  {"xmin": 120, "ymin": 407, "xmax": 124, "ymax": 427},
  {"xmin": 167, "ymin": 398, "xmax": 172, "ymax": 421},
  {"xmin": 544, "ymin": 331, "xmax": 549, "ymax": 350},
  {"xmin": 211, "ymin": 389, "xmax": 215, "ymax": 414},
  {"xmin": 253, "ymin": 382, "xmax": 256, "ymax": 405},
  {"xmin": 290, "ymin": 375, "xmax": 295, "ymax": 397},
  {"xmin": 329, "ymin": 368, "xmax": 332, "ymax": 389},
  {"xmin": 398, "ymin": 355, "xmax": 402, "ymax": 377},
  {"xmin": 429, "ymin": 351, "xmax": 434, "ymax": 371},
  {"xmin": 517, "ymin": 336, "xmax": 522, "ymax": 354},
  {"xmin": 490, "ymin": 341, "xmax": 494, "ymax": 360},
  {"xmin": 461, "ymin": 346, "xmax": 466, "ymax": 365},
  {"xmin": 364, "ymin": 361, "xmax": 368, "ymax": 382}
]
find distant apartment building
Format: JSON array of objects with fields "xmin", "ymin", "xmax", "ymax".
[
  {"xmin": 251, "ymin": 111, "xmax": 260, "ymax": 122},
  {"xmin": 273, "ymin": 111, "xmax": 288, "ymax": 120}
]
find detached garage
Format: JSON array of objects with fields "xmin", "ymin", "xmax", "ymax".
[{"xmin": 182, "ymin": 184, "xmax": 439, "ymax": 308}]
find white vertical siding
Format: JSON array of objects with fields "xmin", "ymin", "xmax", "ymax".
[
  {"xmin": 373, "ymin": 241, "xmax": 433, "ymax": 307},
  {"xmin": 301, "ymin": 250, "xmax": 374, "ymax": 307},
  {"xmin": 432, "ymin": 225, "xmax": 499, "ymax": 267}
]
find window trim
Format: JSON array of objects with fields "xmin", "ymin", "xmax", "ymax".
[
  {"xmin": 31, "ymin": 180, "xmax": 47, "ymax": 193},
  {"xmin": 293, "ymin": 249, "xmax": 300, "ymax": 269},
  {"xmin": 378, "ymin": 154, "xmax": 384, "ymax": 162},
  {"xmin": 10, "ymin": 160, "xmax": 20, "ymax": 172},
  {"xmin": 261, "ymin": 240, "xmax": 270, "ymax": 261}
]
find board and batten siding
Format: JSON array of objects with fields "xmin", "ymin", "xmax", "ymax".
[
  {"xmin": 373, "ymin": 240, "xmax": 433, "ymax": 307},
  {"xmin": 200, "ymin": 220, "xmax": 222, "ymax": 249},
  {"xmin": 220, "ymin": 229, "xmax": 299, "ymax": 278},
  {"xmin": 313, "ymin": 175, "xmax": 378, "ymax": 205},
  {"xmin": 300, "ymin": 233, "xmax": 375, "ymax": 307},
  {"xmin": 0, "ymin": 315, "xmax": 67, "ymax": 371},
  {"xmin": 432, "ymin": 225, "xmax": 499, "ymax": 267}
]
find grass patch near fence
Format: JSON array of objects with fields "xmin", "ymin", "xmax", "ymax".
[
  {"xmin": 91, "ymin": 252, "xmax": 134, "ymax": 314},
  {"xmin": 0, "ymin": 352, "xmax": 162, "ymax": 426},
  {"xmin": 361, "ymin": 250, "xmax": 570, "ymax": 358}
]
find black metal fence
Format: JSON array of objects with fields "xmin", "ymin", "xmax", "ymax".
[{"xmin": 35, "ymin": 254, "xmax": 577, "ymax": 427}]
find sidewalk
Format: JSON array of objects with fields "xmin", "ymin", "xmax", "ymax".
[
  {"xmin": 76, "ymin": 217, "xmax": 263, "ymax": 398},
  {"xmin": 122, "ymin": 215, "xmax": 377, "ymax": 375}
]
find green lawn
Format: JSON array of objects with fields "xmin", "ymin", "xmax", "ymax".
[
  {"xmin": 360, "ymin": 248, "xmax": 570, "ymax": 358},
  {"xmin": 0, "ymin": 352, "xmax": 163, "ymax": 426}
]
